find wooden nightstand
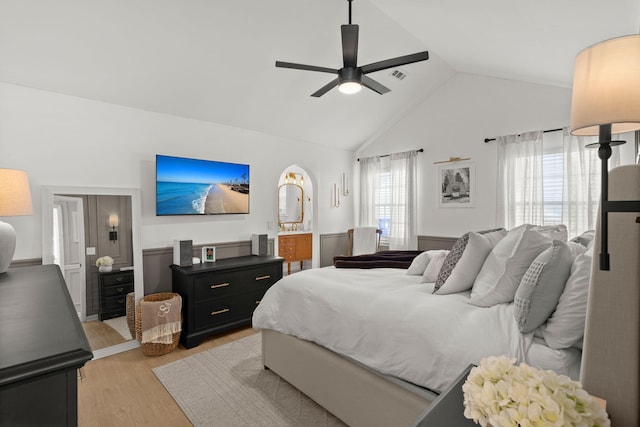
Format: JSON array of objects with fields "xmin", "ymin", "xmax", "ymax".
[{"xmin": 411, "ymin": 365, "xmax": 476, "ymax": 427}]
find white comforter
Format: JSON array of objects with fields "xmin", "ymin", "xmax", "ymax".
[{"xmin": 252, "ymin": 267, "xmax": 580, "ymax": 392}]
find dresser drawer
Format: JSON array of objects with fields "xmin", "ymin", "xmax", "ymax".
[
  {"xmin": 193, "ymin": 264, "xmax": 281, "ymax": 300},
  {"xmin": 103, "ymin": 282, "xmax": 133, "ymax": 298},
  {"xmin": 102, "ymin": 295, "xmax": 128, "ymax": 312},
  {"xmin": 279, "ymin": 236, "xmax": 297, "ymax": 245},
  {"xmin": 101, "ymin": 271, "xmax": 133, "ymax": 286},
  {"xmin": 193, "ymin": 290, "xmax": 266, "ymax": 330},
  {"xmin": 278, "ymin": 245, "xmax": 295, "ymax": 255}
]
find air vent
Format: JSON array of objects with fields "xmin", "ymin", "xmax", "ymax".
[{"xmin": 390, "ymin": 69, "xmax": 407, "ymax": 80}]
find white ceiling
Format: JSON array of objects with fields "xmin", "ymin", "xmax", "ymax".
[{"xmin": 1, "ymin": 0, "xmax": 638, "ymax": 151}]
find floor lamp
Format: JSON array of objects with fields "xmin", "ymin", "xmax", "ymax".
[
  {"xmin": 0, "ymin": 169, "xmax": 33, "ymax": 273},
  {"xmin": 570, "ymin": 35, "xmax": 640, "ymax": 425}
]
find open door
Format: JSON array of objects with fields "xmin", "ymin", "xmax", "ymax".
[{"xmin": 53, "ymin": 195, "xmax": 87, "ymax": 321}]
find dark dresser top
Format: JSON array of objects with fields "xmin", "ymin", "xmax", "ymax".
[
  {"xmin": 0, "ymin": 264, "xmax": 93, "ymax": 387},
  {"xmin": 170, "ymin": 255, "xmax": 284, "ymax": 276}
]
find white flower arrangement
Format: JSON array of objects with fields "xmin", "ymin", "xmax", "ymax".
[
  {"xmin": 463, "ymin": 355, "xmax": 610, "ymax": 427},
  {"xmin": 95, "ymin": 256, "xmax": 114, "ymax": 267}
]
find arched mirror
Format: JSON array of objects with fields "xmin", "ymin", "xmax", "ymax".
[
  {"xmin": 42, "ymin": 186, "xmax": 143, "ymax": 359},
  {"xmin": 278, "ymin": 184, "xmax": 303, "ymax": 224}
]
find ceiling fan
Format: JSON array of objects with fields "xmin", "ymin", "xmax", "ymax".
[{"xmin": 275, "ymin": 0, "xmax": 429, "ymax": 97}]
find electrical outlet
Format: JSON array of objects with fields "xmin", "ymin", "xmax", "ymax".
[{"xmin": 86, "ymin": 247, "xmax": 96, "ymax": 255}]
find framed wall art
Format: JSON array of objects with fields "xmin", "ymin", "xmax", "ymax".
[{"xmin": 437, "ymin": 161, "xmax": 475, "ymax": 208}]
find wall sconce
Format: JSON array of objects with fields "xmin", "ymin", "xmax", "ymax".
[
  {"xmin": 108, "ymin": 214, "xmax": 119, "ymax": 242},
  {"xmin": 570, "ymin": 34, "xmax": 640, "ymax": 270},
  {"xmin": 342, "ymin": 173, "xmax": 349, "ymax": 196},
  {"xmin": 284, "ymin": 172, "xmax": 304, "ymax": 186},
  {"xmin": 333, "ymin": 183, "xmax": 341, "ymax": 208}
]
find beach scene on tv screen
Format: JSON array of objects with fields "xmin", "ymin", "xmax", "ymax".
[{"xmin": 156, "ymin": 155, "xmax": 249, "ymax": 215}]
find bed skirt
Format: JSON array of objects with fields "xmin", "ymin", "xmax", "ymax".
[{"xmin": 261, "ymin": 329, "xmax": 436, "ymax": 427}]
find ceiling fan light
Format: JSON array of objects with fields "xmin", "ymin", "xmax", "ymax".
[{"xmin": 338, "ymin": 81, "xmax": 362, "ymax": 94}]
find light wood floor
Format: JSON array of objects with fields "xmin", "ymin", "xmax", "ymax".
[
  {"xmin": 82, "ymin": 319, "xmax": 129, "ymax": 351},
  {"xmin": 78, "ymin": 326, "xmax": 257, "ymax": 426}
]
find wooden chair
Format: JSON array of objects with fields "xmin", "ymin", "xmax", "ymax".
[{"xmin": 347, "ymin": 228, "xmax": 382, "ymax": 256}]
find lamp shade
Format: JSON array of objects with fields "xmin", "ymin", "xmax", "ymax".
[
  {"xmin": 570, "ymin": 35, "xmax": 640, "ymax": 136},
  {"xmin": 0, "ymin": 169, "xmax": 33, "ymax": 217},
  {"xmin": 108, "ymin": 214, "xmax": 119, "ymax": 227}
]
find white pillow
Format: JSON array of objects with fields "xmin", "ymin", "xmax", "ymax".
[
  {"xmin": 468, "ymin": 224, "xmax": 552, "ymax": 307},
  {"xmin": 539, "ymin": 248, "xmax": 593, "ymax": 349},
  {"xmin": 421, "ymin": 250, "xmax": 449, "ymax": 283},
  {"xmin": 435, "ymin": 230, "xmax": 507, "ymax": 295},
  {"xmin": 406, "ymin": 251, "xmax": 433, "ymax": 275},
  {"xmin": 533, "ymin": 224, "xmax": 568, "ymax": 242},
  {"xmin": 513, "ymin": 240, "xmax": 574, "ymax": 333}
]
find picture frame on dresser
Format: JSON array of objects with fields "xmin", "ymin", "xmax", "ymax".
[{"xmin": 202, "ymin": 246, "xmax": 216, "ymax": 262}]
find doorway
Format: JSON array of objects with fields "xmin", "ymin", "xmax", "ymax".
[{"xmin": 53, "ymin": 195, "xmax": 87, "ymax": 321}]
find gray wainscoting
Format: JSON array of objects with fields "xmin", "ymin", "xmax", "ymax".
[{"xmin": 12, "ymin": 234, "xmax": 456, "ymax": 295}]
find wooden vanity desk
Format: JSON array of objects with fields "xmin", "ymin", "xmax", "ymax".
[{"xmin": 278, "ymin": 232, "xmax": 312, "ymax": 274}]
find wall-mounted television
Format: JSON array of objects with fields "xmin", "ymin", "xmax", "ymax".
[{"xmin": 156, "ymin": 154, "xmax": 250, "ymax": 215}]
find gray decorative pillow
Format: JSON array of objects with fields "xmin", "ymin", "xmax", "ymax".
[
  {"xmin": 434, "ymin": 228, "xmax": 504, "ymax": 293},
  {"xmin": 513, "ymin": 240, "xmax": 574, "ymax": 333}
]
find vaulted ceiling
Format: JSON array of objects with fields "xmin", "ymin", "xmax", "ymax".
[{"xmin": 1, "ymin": 0, "xmax": 638, "ymax": 151}]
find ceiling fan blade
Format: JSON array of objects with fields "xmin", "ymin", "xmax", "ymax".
[
  {"xmin": 341, "ymin": 25, "xmax": 359, "ymax": 68},
  {"xmin": 361, "ymin": 51, "xmax": 429, "ymax": 74},
  {"xmin": 311, "ymin": 78, "xmax": 340, "ymax": 97},
  {"xmin": 275, "ymin": 61, "xmax": 338, "ymax": 74},
  {"xmin": 361, "ymin": 76, "xmax": 391, "ymax": 95}
]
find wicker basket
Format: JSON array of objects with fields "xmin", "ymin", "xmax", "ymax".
[
  {"xmin": 126, "ymin": 292, "xmax": 136, "ymax": 339},
  {"xmin": 135, "ymin": 292, "xmax": 181, "ymax": 357}
]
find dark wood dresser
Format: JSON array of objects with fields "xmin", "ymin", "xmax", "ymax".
[
  {"xmin": 0, "ymin": 264, "xmax": 93, "ymax": 426},
  {"xmin": 98, "ymin": 269, "xmax": 134, "ymax": 320},
  {"xmin": 171, "ymin": 255, "xmax": 284, "ymax": 348}
]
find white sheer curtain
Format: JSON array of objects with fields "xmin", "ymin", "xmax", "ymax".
[
  {"xmin": 358, "ymin": 150, "xmax": 418, "ymax": 250},
  {"xmin": 389, "ymin": 150, "xmax": 418, "ymax": 250},
  {"xmin": 497, "ymin": 127, "xmax": 624, "ymax": 235},
  {"xmin": 496, "ymin": 131, "xmax": 544, "ymax": 229},
  {"xmin": 358, "ymin": 155, "xmax": 381, "ymax": 227},
  {"xmin": 561, "ymin": 127, "xmax": 620, "ymax": 237}
]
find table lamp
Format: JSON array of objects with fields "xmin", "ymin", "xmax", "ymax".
[{"xmin": 0, "ymin": 169, "xmax": 33, "ymax": 273}]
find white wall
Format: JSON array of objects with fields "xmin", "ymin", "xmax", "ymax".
[
  {"xmin": 356, "ymin": 73, "xmax": 575, "ymax": 237},
  {"xmin": 0, "ymin": 83, "xmax": 354, "ymax": 260}
]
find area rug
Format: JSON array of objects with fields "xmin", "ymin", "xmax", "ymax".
[
  {"xmin": 153, "ymin": 333, "xmax": 345, "ymax": 427},
  {"xmin": 103, "ymin": 316, "xmax": 133, "ymax": 340}
]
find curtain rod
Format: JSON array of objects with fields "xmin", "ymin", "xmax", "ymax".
[
  {"xmin": 484, "ymin": 128, "xmax": 564, "ymax": 143},
  {"xmin": 357, "ymin": 148, "xmax": 423, "ymax": 162}
]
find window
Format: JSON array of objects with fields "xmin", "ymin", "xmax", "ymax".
[
  {"xmin": 498, "ymin": 128, "xmax": 633, "ymax": 238},
  {"xmin": 359, "ymin": 150, "xmax": 418, "ymax": 250}
]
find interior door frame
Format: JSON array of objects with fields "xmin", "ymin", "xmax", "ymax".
[{"xmin": 53, "ymin": 195, "xmax": 87, "ymax": 321}]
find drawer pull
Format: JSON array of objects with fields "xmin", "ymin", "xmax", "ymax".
[
  {"xmin": 211, "ymin": 308, "xmax": 230, "ymax": 316},
  {"xmin": 211, "ymin": 282, "xmax": 230, "ymax": 289},
  {"xmin": 117, "ymin": 287, "xmax": 124, "ymax": 293},
  {"xmin": 116, "ymin": 277, "xmax": 123, "ymax": 282},
  {"xmin": 117, "ymin": 299, "xmax": 124, "ymax": 304},
  {"xmin": 255, "ymin": 275, "xmax": 271, "ymax": 281}
]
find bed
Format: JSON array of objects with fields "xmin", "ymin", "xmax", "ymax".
[{"xmin": 253, "ymin": 224, "xmax": 594, "ymax": 426}]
